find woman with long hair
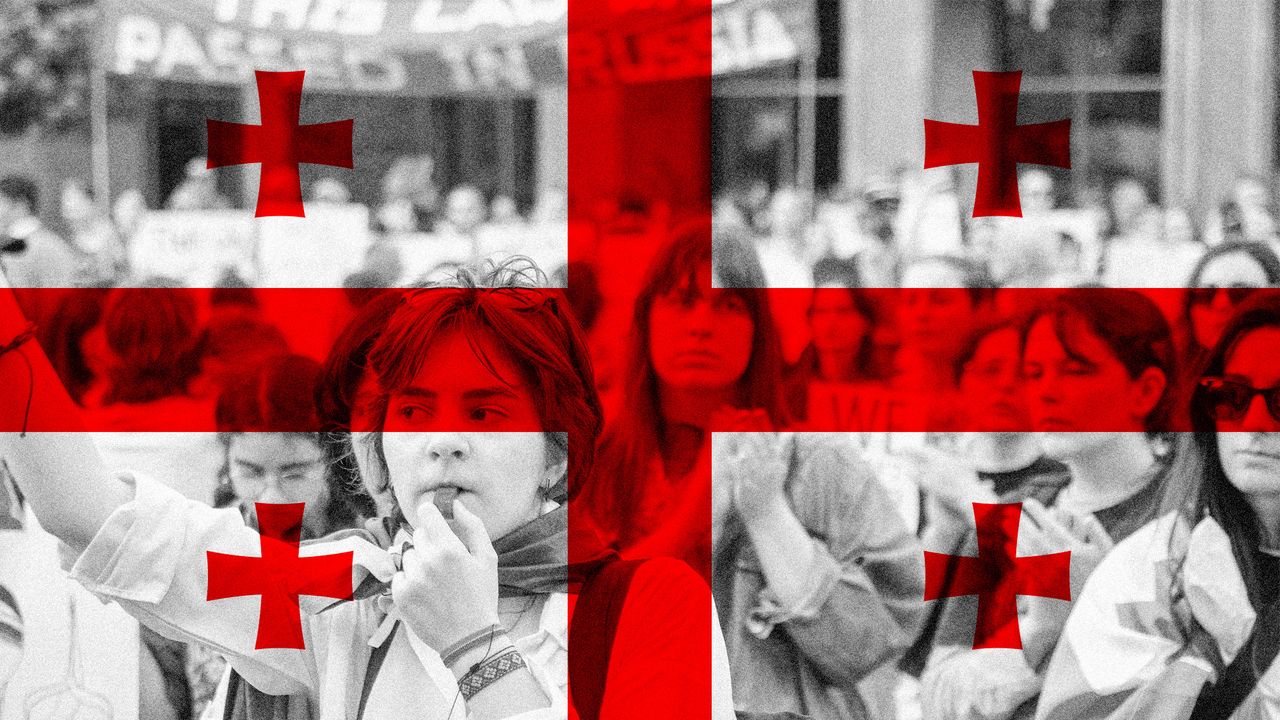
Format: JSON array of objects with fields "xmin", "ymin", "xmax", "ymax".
[
  {"xmin": 1039, "ymin": 292, "xmax": 1280, "ymax": 720},
  {"xmin": 921, "ymin": 288, "xmax": 1179, "ymax": 720},
  {"xmin": 1181, "ymin": 241, "xmax": 1280, "ymax": 371},
  {"xmin": 0, "ymin": 258, "xmax": 735, "ymax": 719},
  {"xmin": 591, "ymin": 223, "xmax": 924, "ymax": 720},
  {"xmin": 588, "ymin": 223, "xmax": 788, "ymax": 562}
]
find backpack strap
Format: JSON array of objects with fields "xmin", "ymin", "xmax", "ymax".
[
  {"xmin": 221, "ymin": 668, "xmax": 293, "ymax": 720},
  {"xmin": 356, "ymin": 620, "xmax": 400, "ymax": 720},
  {"xmin": 1193, "ymin": 598, "xmax": 1280, "ymax": 720},
  {"xmin": 569, "ymin": 558, "xmax": 647, "ymax": 720}
]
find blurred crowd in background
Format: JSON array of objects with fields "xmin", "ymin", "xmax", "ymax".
[{"xmin": 6, "ymin": 151, "xmax": 1280, "ymax": 720}]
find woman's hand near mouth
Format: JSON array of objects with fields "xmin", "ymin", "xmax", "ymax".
[
  {"xmin": 393, "ymin": 497, "xmax": 553, "ymax": 717},
  {"xmin": 394, "ymin": 497, "xmax": 501, "ymax": 653}
]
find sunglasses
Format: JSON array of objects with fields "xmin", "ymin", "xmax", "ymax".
[
  {"xmin": 1198, "ymin": 376, "xmax": 1280, "ymax": 423},
  {"xmin": 1189, "ymin": 285, "xmax": 1258, "ymax": 306}
]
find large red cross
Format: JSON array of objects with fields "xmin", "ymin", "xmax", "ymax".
[
  {"xmin": 924, "ymin": 70, "xmax": 1071, "ymax": 217},
  {"xmin": 3, "ymin": 3, "xmax": 1099, "ymax": 713},
  {"xmin": 207, "ymin": 70, "xmax": 354, "ymax": 218},
  {"xmin": 206, "ymin": 502, "xmax": 354, "ymax": 650},
  {"xmin": 923, "ymin": 502, "xmax": 1071, "ymax": 650}
]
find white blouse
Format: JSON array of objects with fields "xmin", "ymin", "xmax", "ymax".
[{"xmin": 68, "ymin": 473, "xmax": 735, "ymax": 719}]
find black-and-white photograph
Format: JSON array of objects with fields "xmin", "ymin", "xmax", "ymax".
[{"xmin": 3, "ymin": 1, "xmax": 1280, "ymax": 719}]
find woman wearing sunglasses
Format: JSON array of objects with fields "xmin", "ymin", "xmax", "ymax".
[
  {"xmin": 1182, "ymin": 241, "xmax": 1280, "ymax": 372},
  {"xmin": 1038, "ymin": 292, "xmax": 1280, "ymax": 720}
]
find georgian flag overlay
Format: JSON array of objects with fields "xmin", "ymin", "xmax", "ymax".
[{"xmin": 2, "ymin": 1, "xmax": 1268, "ymax": 719}]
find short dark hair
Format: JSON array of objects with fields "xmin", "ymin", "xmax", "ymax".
[
  {"xmin": 101, "ymin": 282, "xmax": 203, "ymax": 404},
  {"xmin": 367, "ymin": 256, "xmax": 602, "ymax": 507},
  {"xmin": 1020, "ymin": 288, "xmax": 1177, "ymax": 432},
  {"xmin": 0, "ymin": 177, "xmax": 38, "ymax": 215},
  {"xmin": 812, "ymin": 256, "xmax": 862, "ymax": 289}
]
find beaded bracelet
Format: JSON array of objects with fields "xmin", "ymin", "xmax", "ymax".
[
  {"xmin": 440, "ymin": 624, "xmax": 504, "ymax": 668},
  {"xmin": 459, "ymin": 647, "xmax": 526, "ymax": 702}
]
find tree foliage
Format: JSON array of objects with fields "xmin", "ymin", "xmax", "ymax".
[{"xmin": 0, "ymin": 0, "xmax": 95, "ymax": 135}]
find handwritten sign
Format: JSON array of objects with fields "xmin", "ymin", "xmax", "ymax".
[
  {"xmin": 128, "ymin": 210, "xmax": 256, "ymax": 287},
  {"xmin": 0, "ymin": 507, "xmax": 138, "ymax": 720},
  {"xmin": 803, "ymin": 382, "xmax": 919, "ymax": 435},
  {"xmin": 257, "ymin": 204, "xmax": 371, "ymax": 288}
]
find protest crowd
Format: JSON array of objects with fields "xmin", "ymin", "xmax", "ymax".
[
  {"xmin": 4, "ymin": 0, "xmax": 1280, "ymax": 716},
  {"xmin": 2, "ymin": 156, "xmax": 1280, "ymax": 720}
]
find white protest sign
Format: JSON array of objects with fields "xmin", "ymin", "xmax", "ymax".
[
  {"xmin": 388, "ymin": 232, "xmax": 477, "ymax": 285},
  {"xmin": 0, "ymin": 509, "xmax": 139, "ymax": 720},
  {"xmin": 128, "ymin": 210, "xmax": 256, "ymax": 286},
  {"xmin": 257, "ymin": 204, "xmax": 371, "ymax": 288}
]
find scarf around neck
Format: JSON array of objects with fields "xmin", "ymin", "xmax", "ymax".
[
  {"xmin": 336, "ymin": 502, "xmax": 617, "ymax": 608},
  {"xmin": 227, "ymin": 505, "xmax": 619, "ymax": 720}
]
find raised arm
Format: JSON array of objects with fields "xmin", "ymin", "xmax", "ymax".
[{"xmin": 0, "ymin": 274, "xmax": 130, "ymax": 551}]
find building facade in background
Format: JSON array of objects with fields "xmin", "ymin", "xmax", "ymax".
[{"xmin": 713, "ymin": 0, "xmax": 1277, "ymax": 221}]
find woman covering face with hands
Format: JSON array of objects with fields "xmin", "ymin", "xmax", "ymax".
[
  {"xmin": 921, "ymin": 288, "xmax": 1178, "ymax": 720},
  {"xmin": 0, "ymin": 258, "xmax": 735, "ymax": 719},
  {"xmin": 1039, "ymin": 292, "xmax": 1280, "ymax": 720}
]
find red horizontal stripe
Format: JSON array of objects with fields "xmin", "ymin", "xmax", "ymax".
[{"xmin": 1, "ymin": 286, "xmax": 1249, "ymax": 433}]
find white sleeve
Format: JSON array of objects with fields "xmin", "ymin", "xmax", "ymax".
[{"xmin": 67, "ymin": 472, "xmax": 318, "ymax": 696}]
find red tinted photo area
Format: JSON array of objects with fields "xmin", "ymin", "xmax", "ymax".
[{"xmin": 19, "ymin": 285, "xmax": 1277, "ymax": 435}]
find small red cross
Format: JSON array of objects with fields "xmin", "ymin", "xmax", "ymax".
[
  {"xmin": 924, "ymin": 70, "xmax": 1070, "ymax": 217},
  {"xmin": 207, "ymin": 70, "xmax": 354, "ymax": 218},
  {"xmin": 923, "ymin": 502, "xmax": 1071, "ymax": 649},
  {"xmin": 206, "ymin": 502, "xmax": 354, "ymax": 649}
]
